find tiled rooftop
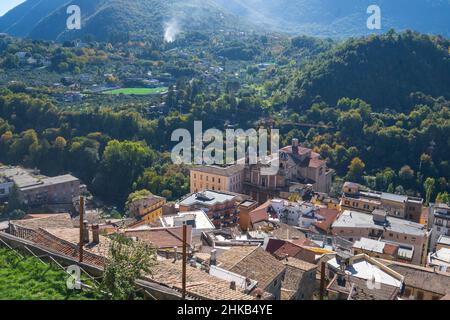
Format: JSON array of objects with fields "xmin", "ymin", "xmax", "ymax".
[
  {"xmin": 217, "ymin": 246, "xmax": 286, "ymax": 289},
  {"xmin": 124, "ymin": 226, "xmax": 193, "ymax": 249},
  {"xmin": 147, "ymin": 259, "xmax": 254, "ymax": 300},
  {"xmin": 12, "ymin": 213, "xmax": 74, "ymax": 230},
  {"xmin": 333, "ymin": 210, "xmax": 427, "ymax": 237}
]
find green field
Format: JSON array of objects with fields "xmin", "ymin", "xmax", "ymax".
[
  {"xmin": 103, "ymin": 87, "xmax": 168, "ymax": 95},
  {"xmin": 0, "ymin": 248, "xmax": 100, "ymax": 300}
]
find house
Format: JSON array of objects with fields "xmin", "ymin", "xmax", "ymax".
[
  {"xmin": 428, "ymin": 203, "xmax": 450, "ymax": 251},
  {"xmin": 327, "ymin": 274, "xmax": 400, "ymax": 300},
  {"xmin": 340, "ymin": 181, "xmax": 423, "ymax": 222},
  {"xmin": 280, "ymin": 258, "xmax": 317, "ymax": 300},
  {"xmin": 0, "ymin": 166, "xmax": 80, "ymax": 208},
  {"xmin": 127, "ymin": 194, "xmax": 166, "ymax": 224},
  {"xmin": 190, "ymin": 165, "xmax": 245, "ymax": 193},
  {"xmin": 215, "ymin": 246, "xmax": 286, "ymax": 300},
  {"xmin": 326, "ymin": 253, "xmax": 404, "ymax": 297},
  {"xmin": 352, "ymin": 237, "xmax": 415, "ymax": 263},
  {"xmin": 178, "ymin": 190, "xmax": 241, "ymax": 228},
  {"xmin": 332, "ymin": 209, "xmax": 430, "ymax": 265},
  {"xmin": 238, "ymin": 200, "xmax": 270, "ymax": 231},
  {"xmin": 382, "ymin": 260, "xmax": 450, "ymax": 300},
  {"xmin": 159, "ymin": 210, "xmax": 215, "ymax": 236}
]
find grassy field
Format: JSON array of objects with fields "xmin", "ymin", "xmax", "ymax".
[
  {"xmin": 0, "ymin": 248, "xmax": 100, "ymax": 300},
  {"xmin": 102, "ymin": 87, "xmax": 168, "ymax": 95}
]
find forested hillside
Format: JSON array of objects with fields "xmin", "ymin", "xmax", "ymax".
[{"xmin": 282, "ymin": 31, "xmax": 450, "ymax": 111}]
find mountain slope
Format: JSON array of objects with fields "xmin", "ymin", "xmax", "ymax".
[
  {"xmin": 214, "ymin": 0, "xmax": 450, "ymax": 38},
  {"xmin": 285, "ymin": 31, "xmax": 450, "ymax": 111},
  {"xmin": 0, "ymin": 0, "xmax": 253, "ymax": 41},
  {"xmin": 0, "ymin": 0, "xmax": 69, "ymax": 37}
]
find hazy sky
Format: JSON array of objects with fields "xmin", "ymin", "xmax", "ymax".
[{"xmin": 0, "ymin": 0, "xmax": 25, "ymax": 16}]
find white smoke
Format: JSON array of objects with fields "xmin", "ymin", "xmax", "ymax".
[{"xmin": 164, "ymin": 19, "xmax": 181, "ymax": 43}]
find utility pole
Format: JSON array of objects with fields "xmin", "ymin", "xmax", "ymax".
[
  {"xmin": 78, "ymin": 196, "xmax": 85, "ymax": 263},
  {"xmin": 182, "ymin": 223, "xmax": 187, "ymax": 299}
]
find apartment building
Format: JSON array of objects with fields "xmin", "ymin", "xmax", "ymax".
[
  {"xmin": 127, "ymin": 194, "xmax": 166, "ymax": 223},
  {"xmin": 0, "ymin": 166, "xmax": 80, "ymax": 207},
  {"xmin": 190, "ymin": 165, "xmax": 245, "ymax": 193},
  {"xmin": 340, "ymin": 182, "xmax": 423, "ymax": 222},
  {"xmin": 332, "ymin": 209, "xmax": 430, "ymax": 265},
  {"xmin": 428, "ymin": 203, "xmax": 450, "ymax": 251},
  {"xmin": 178, "ymin": 190, "xmax": 240, "ymax": 228}
]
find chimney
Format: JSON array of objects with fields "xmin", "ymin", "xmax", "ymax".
[
  {"xmin": 230, "ymin": 281, "xmax": 236, "ymax": 291},
  {"xmin": 292, "ymin": 138, "xmax": 299, "ymax": 155},
  {"xmin": 210, "ymin": 249, "xmax": 217, "ymax": 266},
  {"xmin": 92, "ymin": 224, "xmax": 100, "ymax": 244},
  {"xmin": 82, "ymin": 220, "xmax": 89, "ymax": 244}
]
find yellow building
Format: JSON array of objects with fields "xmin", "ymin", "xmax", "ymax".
[
  {"xmin": 128, "ymin": 195, "xmax": 166, "ymax": 224},
  {"xmin": 190, "ymin": 165, "xmax": 245, "ymax": 193}
]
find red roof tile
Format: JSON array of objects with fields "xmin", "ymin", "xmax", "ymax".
[
  {"xmin": 124, "ymin": 226, "xmax": 192, "ymax": 249},
  {"xmin": 313, "ymin": 208, "xmax": 340, "ymax": 233},
  {"xmin": 248, "ymin": 201, "xmax": 271, "ymax": 224}
]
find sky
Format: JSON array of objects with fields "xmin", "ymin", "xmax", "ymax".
[{"xmin": 0, "ymin": 0, "xmax": 25, "ymax": 16}]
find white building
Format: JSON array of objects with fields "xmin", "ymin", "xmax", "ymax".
[
  {"xmin": 428, "ymin": 203, "xmax": 450, "ymax": 251},
  {"xmin": 159, "ymin": 210, "xmax": 215, "ymax": 236},
  {"xmin": 268, "ymin": 199, "xmax": 321, "ymax": 229}
]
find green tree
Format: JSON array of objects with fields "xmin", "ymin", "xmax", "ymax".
[
  {"xmin": 423, "ymin": 177, "xmax": 436, "ymax": 206},
  {"xmin": 436, "ymin": 192, "xmax": 450, "ymax": 204},
  {"xmin": 100, "ymin": 235, "xmax": 156, "ymax": 300},
  {"xmin": 346, "ymin": 157, "xmax": 365, "ymax": 183},
  {"xmin": 93, "ymin": 140, "xmax": 154, "ymax": 204}
]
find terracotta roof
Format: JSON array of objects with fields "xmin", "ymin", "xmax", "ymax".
[
  {"xmin": 44, "ymin": 227, "xmax": 110, "ymax": 258},
  {"xmin": 327, "ymin": 274, "xmax": 399, "ymax": 300},
  {"xmin": 284, "ymin": 257, "xmax": 317, "ymax": 272},
  {"xmin": 313, "ymin": 208, "xmax": 339, "ymax": 233},
  {"xmin": 12, "ymin": 213, "xmax": 74, "ymax": 230},
  {"xmin": 147, "ymin": 259, "xmax": 254, "ymax": 300},
  {"xmin": 280, "ymin": 259, "xmax": 317, "ymax": 300},
  {"xmin": 270, "ymin": 223, "xmax": 307, "ymax": 240},
  {"xmin": 384, "ymin": 262, "xmax": 450, "ymax": 295},
  {"xmin": 124, "ymin": 226, "xmax": 192, "ymax": 249},
  {"xmin": 265, "ymin": 238, "xmax": 286, "ymax": 255},
  {"xmin": 273, "ymin": 242, "xmax": 303, "ymax": 259},
  {"xmin": 308, "ymin": 157, "xmax": 326, "ymax": 168},
  {"xmin": 8, "ymin": 225, "xmax": 106, "ymax": 268},
  {"xmin": 217, "ymin": 247, "xmax": 286, "ymax": 290},
  {"xmin": 248, "ymin": 201, "xmax": 271, "ymax": 224}
]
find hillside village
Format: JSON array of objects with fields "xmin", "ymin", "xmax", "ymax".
[
  {"xmin": 0, "ymin": 0, "xmax": 450, "ymax": 303},
  {"xmin": 1, "ymin": 138, "xmax": 449, "ymax": 300}
]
